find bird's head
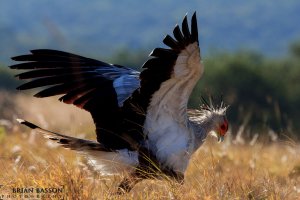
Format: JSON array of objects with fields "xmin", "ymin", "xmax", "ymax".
[
  {"xmin": 210, "ymin": 110, "xmax": 229, "ymax": 142},
  {"xmin": 190, "ymin": 97, "xmax": 229, "ymax": 142}
]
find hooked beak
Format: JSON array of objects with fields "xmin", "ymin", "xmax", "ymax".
[
  {"xmin": 217, "ymin": 135, "xmax": 224, "ymax": 143},
  {"xmin": 211, "ymin": 131, "xmax": 225, "ymax": 143}
]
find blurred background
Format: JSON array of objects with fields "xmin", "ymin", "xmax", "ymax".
[{"xmin": 0, "ymin": 0, "xmax": 300, "ymax": 140}]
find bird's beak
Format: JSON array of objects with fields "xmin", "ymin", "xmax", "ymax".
[
  {"xmin": 217, "ymin": 134, "xmax": 224, "ymax": 143},
  {"xmin": 211, "ymin": 131, "xmax": 225, "ymax": 143}
]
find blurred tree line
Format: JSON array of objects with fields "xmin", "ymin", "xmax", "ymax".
[
  {"xmin": 191, "ymin": 47, "xmax": 300, "ymax": 138},
  {"xmin": 0, "ymin": 41, "xmax": 299, "ymax": 138}
]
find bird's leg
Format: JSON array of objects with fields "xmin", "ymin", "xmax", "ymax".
[
  {"xmin": 116, "ymin": 175, "xmax": 142, "ymax": 194},
  {"xmin": 162, "ymin": 167, "xmax": 185, "ymax": 184},
  {"xmin": 174, "ymin": 172, "xmax": 184, "ymax": 184}
]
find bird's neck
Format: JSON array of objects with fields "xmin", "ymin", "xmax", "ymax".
[{"xmin": 189, "ymin": 113, "xmax": 215, "ymax": 153}]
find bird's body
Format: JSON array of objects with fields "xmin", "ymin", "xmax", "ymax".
[{"xmin": 10, "ymin": 12, "xmax": 228, "ymax": 193}]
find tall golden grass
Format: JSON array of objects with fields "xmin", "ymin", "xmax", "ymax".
[{"xmin": 0, "ymin": 93, "xmax": 300, "ymax": 199}]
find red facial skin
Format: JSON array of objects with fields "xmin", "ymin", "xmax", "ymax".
[{"xmin": 219, "ymin": 118, "xmax": 228, "ymax": 136}]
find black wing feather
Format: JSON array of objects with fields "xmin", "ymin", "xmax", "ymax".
[
  {"xmin": 173, "ymin": 25, "xmax": 185, "ymax": 45},
  {"xmin": 150, "ymin": 48, "xmax": 177, "ymax": 59},
  {"xmin": 10, "ymin": 61, "xmax": 96, "ymax": 69},
  {"xmin": 16, "ymin": 72, "xmax": 99, "ymax": 90},
  {"xmin": 15, "ymin": 67, "xmax": 99, "ymax": 79},
  {"xmin": 191, "ymin": 12, "xmax": 199, "ymax": 44},
  {"xmin": 13, "ymin": 49, "xmax": 107, "ymax": 65},
  {"xmin": 34, "ymin": 79, "xmax": 99, "ymax": 98},
  {"xmin": 182, "ymin": 15, "xmax": 191, "ymax": 43},
  {"xmin": 163, "ymin": 35, "xmax": 180, "ymax": 50}
]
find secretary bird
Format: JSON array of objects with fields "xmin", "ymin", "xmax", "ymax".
[{"xmin": 10, "ymin": 12, "xmax": 229, "ymax": 193}]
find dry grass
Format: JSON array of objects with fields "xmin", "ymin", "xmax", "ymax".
[{"xmin": 0, "ymin": 94, "xmax": 300, "ymax": 199}]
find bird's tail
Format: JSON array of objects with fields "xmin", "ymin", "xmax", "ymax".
[
  {"xmin": 16, "ymin": 118, "xmax": 108, "ymax": 152},
  {"xmin": 16, "ymin": 119, "xmax": 139, "ymax": 175}
]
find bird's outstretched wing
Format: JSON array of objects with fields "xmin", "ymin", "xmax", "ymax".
[
  {"xmin": 136, "ymin": 12, "xmax": 203, "ymax": 171},
  {"xmin": 10, "ymin": 50, "xmax": 140, "ymax": 150},
  {"xmin": 137, "ymin": 12, "xmax": 202, "ymax": 117},
  {"xmin": 10, "ymin": 49, "xmax": 140, "ymax": 107}
]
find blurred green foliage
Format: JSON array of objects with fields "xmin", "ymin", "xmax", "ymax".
[
  {"xmin": 1, "ymin": 41, "xmax": 300, "ymax": 137},
  {"xmin": 0, "ymin": 66, "xmax": 18, "ymax": 91},
  {"xmin": 192, "ymin": 50, "xmax": 300, "ymax": 135}
]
